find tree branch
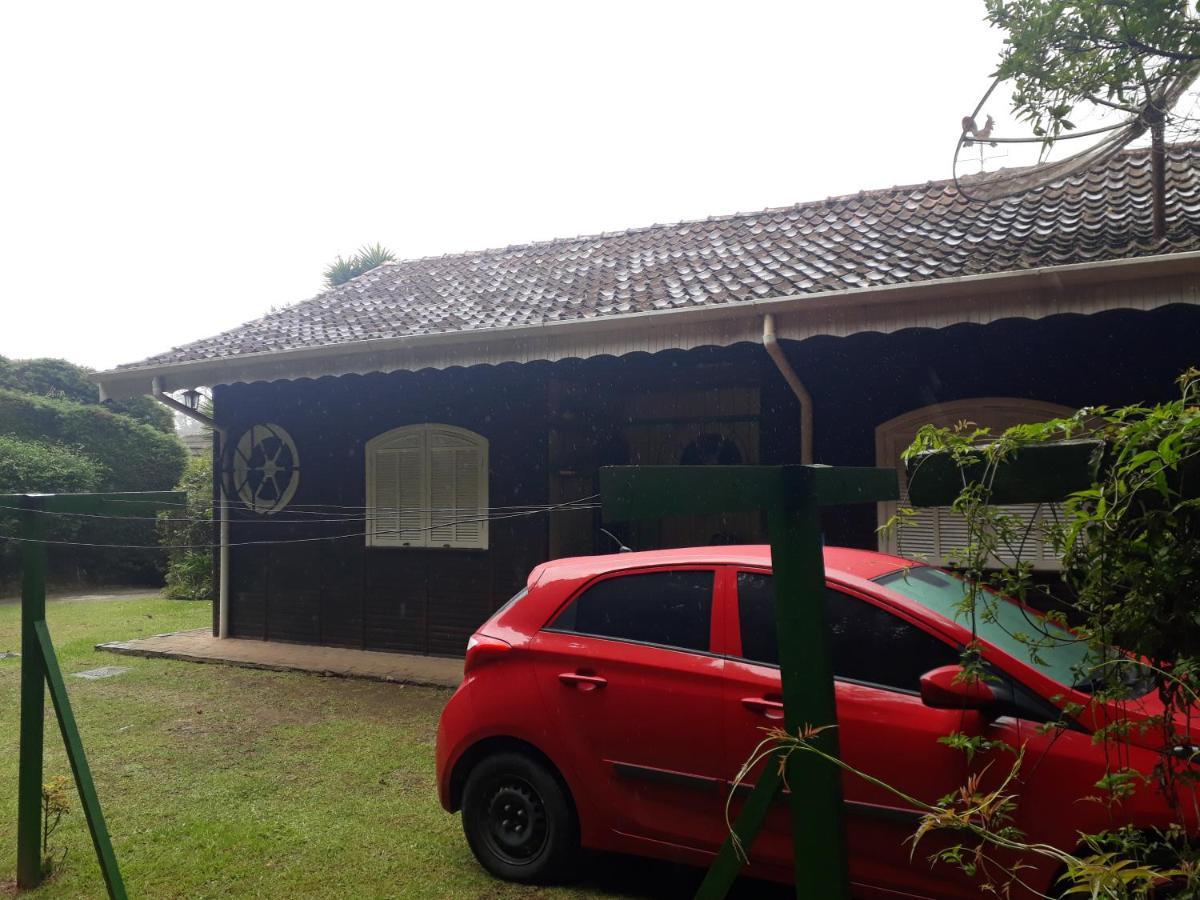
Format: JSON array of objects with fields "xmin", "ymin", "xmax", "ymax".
[{"xmin": 1125, "ymin": 36, "xmax": 1200, "ymax": 64}]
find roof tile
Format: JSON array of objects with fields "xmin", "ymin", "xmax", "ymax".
[{"xmin": 124, "ymin": 144, "xmax": 1200, "ymax": 369}]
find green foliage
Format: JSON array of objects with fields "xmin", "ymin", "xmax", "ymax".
[
  {"xmin": 0, "ymin": 436, "xmax": 104, "ymax": 578},
  {"xmin": 0, "ymin": 387, "xmax": 186, "ymax": 585},
  {"xmin": 0, "ymin": 355, "xmax": 173, "ymax": 433},
  {"xmin": 0, "ymin": 357, "xmax": 94, "ymax": 404},
  {"xmin": 108, "ymin": 395, "xmax": 174, "ymax": 434},
  {"xmin": 0, "ymin": 387, "xmax": 184, "ymax": 492},
  {"xmin": 985, "ymin": 0, "xmax": 1200, "ymax": 140},
  {"xmin": 889, "ymin": 368, "xmax": 1200, "ymax": 896},
  {"xmin": 0, "ymin": 435, "xmax": 103, "ymax": 495},
  {"xmin": 41, "ymin": 775, "xmax": 71, "ymax": 876},
  {"xmin": 322, "ymin": 242, "xmax": 397, "ymax": 287},
  {"xmin": 159, "ymin": 453, "xmax": 214, "ymax": 600}
]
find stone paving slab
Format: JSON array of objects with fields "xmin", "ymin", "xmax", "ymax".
[{"xmin": 97, "ymin": 628, "xmax": 463, "ymax": 688}]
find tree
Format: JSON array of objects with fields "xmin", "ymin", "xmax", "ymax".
[
  {"xmin": 0, "ymin": 355, "xmax": 173, "ymax": 433},
  {"xmin": 322, "ymin": 242, "xmax": 397, "ymax": 288},
  {"xmin": 984, "ymin": 0, "xmax": 1200, "ymax": 236}
]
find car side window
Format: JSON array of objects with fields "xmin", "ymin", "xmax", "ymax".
[
  {"xmin": 736, "ymin": 571, "xmax": 959, "ymax": 693},
  {"xmin": 549, "ymin": 570, "xmax": 714, "ymax": 653}
]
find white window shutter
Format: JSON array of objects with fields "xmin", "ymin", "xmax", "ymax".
[
  {"xmin": 451, "ymin": 445, "xmax": 484, "ymax": 547},
  {"xmin": 428, "ymin": 428, "xmax": 488, "ymax": 549},
  {"xmin": 877, "ymin": 398, "xmax": 1075, "ymax": 571},
  {"xmin": 367, "ymin": 429, "xmax": 428, "ymax": 547},
  {"xmin": 367, "ymin": 424, "xmax": 487, "ymax": 550}
]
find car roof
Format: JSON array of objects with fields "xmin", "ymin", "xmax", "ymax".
[{"xmin": 528, "ymin": 545, "xmax": 912, "ymax": 586}]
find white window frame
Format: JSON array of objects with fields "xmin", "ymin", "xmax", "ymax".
[
  {"xmin": 365, "ymin": 424, "xmax": 489, "ymax": 550},
  {"xmin": 875, "ymin": 398, "xmax": 1075, "ymax": 570}
]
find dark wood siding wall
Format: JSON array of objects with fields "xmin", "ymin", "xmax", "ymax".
[
  {"xmin": 212, "ymin": 303, "xmax": 1199, "ymax": 654},
  {"xmin": 214, "ymin": 364, "xmax": 551, "ymax": 656},
  {"xmin": 783, "ymin": 304, "xmax": 1200, "ymax": 550}
]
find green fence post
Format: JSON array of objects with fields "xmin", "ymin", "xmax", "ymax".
[
  {"xmin": 9, "ymin": 491, "xmax": 184, "ymax": 895},
  {"xmin": 600, "ymin": 466, "xmax": 897, "ymax": 900},
  {"xmin": 16, "ymin": 496, "xmax": 47, "ymax": 889},
  {"xmin": 768, "ymin": 493, "xmax": 849, "ymax": 897}
]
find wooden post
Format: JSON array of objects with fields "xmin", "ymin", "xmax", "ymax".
[
  {"xmin": 16, "ymin": 497, "xmax": 47, "ymax": 889},
  {"xmin": 600, "ymin": 465, "xmax": 897, "ymax": 899},
  {"xmin": 9, "ymin": 491, "xmax": 183, "ymax": 898}
]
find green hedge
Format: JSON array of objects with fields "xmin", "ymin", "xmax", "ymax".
[
  {"xmin": 0, "ymin": 356, "xmax": 173, "ymax": 433},
  {"xmin": 0, "ymin": 387, "xmax": 185, "ymax": 492},
  {"xmin": 0, "ymin": 435, "xmax": 105, "ymax": 581},
  {"xmin": 0, "ymin": 388, "xmax": 187, "ymax": 585},
  {"xmin": 0, "ymin": 434, "xmax": 104, "ymax": 494}
]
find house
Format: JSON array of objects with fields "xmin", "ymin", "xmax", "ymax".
[{"xmin": 95, "ymin": 144, "xmax": 1200, "ymax": 657}]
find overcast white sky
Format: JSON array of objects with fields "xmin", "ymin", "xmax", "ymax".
[{"xmin": 2, "ymin": 1, "xmax": 1032, "ymax": 371}]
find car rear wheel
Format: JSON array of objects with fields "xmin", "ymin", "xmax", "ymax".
[{"xmin": 461, "ymin": 752, "xmax": 577, "ymax": 883}]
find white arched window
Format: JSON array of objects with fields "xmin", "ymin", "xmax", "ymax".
[
  {"xmin": 366, "ymin": 424, "xmax": 489, "ymax": 549},
  {"xmin": 876, "ymin": 398, "xmax": 1074, "ymax": 570}
]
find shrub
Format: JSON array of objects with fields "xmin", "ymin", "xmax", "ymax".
[
  {"xmin": 0, "ymin": 387, "xmax": 185, "ymax": 492},
  {"xmin": 0, "ymin": 355, "xmax": 173, "ymax": 433},
  {"xmin": 0, "ymin": 435, "xmax": 103, "ymax": 494},
  {"xmin": 0, "ymin": 388, "xmax": 186, "ymax": 585},
  {"xmin": 0, "ymin": 435, "xmax": 104, "ymax": 585},
  {"xmin": 159, "ymin": 454, "xmax": 214, "ymax": 600}
]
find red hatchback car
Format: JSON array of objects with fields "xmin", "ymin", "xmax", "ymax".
[{"xmin": 436, "ymin": 546, "xmax": 1191, "ymax": 898}]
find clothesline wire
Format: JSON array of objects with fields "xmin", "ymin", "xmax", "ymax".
[
  {"xmin": 0, "ymin": 498, "xmax": 601, "ymax": 526},
  {"xmin": 0, "ymin": 496, "xmax": 606, "ymax": 550}
]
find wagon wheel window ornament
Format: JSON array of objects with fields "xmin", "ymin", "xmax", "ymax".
[{"xmin": 229, "ymin": 423, "xmax": 300, "ymax": 515}]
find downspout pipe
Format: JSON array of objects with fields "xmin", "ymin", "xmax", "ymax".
[
  {"xmin": 762, "ymin": 314, "xmax": 814, "ymax": 465},
  {"xmin": 150, "ymin": 378, "xmax": 230, "ymax": 640}
]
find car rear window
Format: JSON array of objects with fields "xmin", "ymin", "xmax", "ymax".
[
  {"xmin": 549, "ymin": 570, "xmax": 714, "ymax": 653},
  {"xmin": 737, "ymin": 572, "xmax": 959, "ymax": 693}
]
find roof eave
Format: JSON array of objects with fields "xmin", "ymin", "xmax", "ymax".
[{"xmin": 93, "ymin": 250, "xmax": 1200, "ymax": 401}]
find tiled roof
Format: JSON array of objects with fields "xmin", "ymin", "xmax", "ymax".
[{"xmin": 126, "ymin": 144, "xmax": 1200, "ymax": 369}]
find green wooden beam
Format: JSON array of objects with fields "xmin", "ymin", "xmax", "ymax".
[
  {"xmin": 0, "ymin": 490, "xmax": 185, "ymax": 517},
  {"xmin": 600, "ymin": 465, "xmax": 897, "ymax": 521},
  {"xmin": 695, "ymin": 752, "xmax": 787, "ymax": 899},
  {"xmin": 35, "ymin": 621, "xmax": 128, "ymax": 900},
  {"xmin": 600, "ymin": 465, "xmax": 897, "ymax": 899},
  {"xmin": 905, "ymin": 440, "xmax": 1102, "ymax": 507}
]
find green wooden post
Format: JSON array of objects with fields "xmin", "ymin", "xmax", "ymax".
[
  {"xmin": 767, "ymin": 496, "xmax": 848, "ymax": 897},
  {"xmin": 35, "ymin": 621, "xmax": 128, "ymax": 900},
  {"xmin": 16, "ymin": 497, "xmax": 47, "ymax": 889},
  {"xmin": 600, "ymin": 465, "xmax": 897, "ymax": 900},
  {"xmin": 8, "ymin": 491, "xmax": 183, "ymax": 898}
]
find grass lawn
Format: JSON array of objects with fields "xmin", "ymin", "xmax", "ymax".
[{"xmin": 0, "ymin": 593, "xmax": 785, "ymax": 899}]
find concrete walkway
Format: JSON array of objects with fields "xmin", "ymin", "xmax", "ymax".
[
  {"xmin": 97, "ymin": 628, "xmax": 463, "ymax": 688},
  {"xmin": 1, "ymin": 587, "xmax": 160, "ymax": 606}
]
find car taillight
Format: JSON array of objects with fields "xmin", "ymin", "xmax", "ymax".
[{"xmin": 464, "ymin": 633, "xmax": 512, "ymax": 674}]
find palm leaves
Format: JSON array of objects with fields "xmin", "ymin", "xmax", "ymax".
[{"xmin": 323, "ymin": 243, "xmax": 397, "ymax": 287}]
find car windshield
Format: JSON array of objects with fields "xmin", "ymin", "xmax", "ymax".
[{"xmin": 873, "ymin": 566, "xmax": 1150, "ymax": 696}]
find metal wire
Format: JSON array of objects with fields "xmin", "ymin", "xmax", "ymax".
[
  {"xmin": 0, "ymin": 499, "xmax": 601, "ymax": 526},
  {"xmin": 0, "ymin": 495, "xmax": 603, "ymax": 550}
]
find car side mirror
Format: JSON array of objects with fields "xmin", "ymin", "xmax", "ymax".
[{"xmin": 919, "ymin": 665, "xmax": 996, "ymax": 711}]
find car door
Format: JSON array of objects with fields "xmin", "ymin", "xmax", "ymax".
[
  {"xmin": 529, "ymin": 567, "xmax": 729, "ymax": 853},
  {"xmin": 724, "ymin": 569, "xmax": 984, "ymax": 898}
]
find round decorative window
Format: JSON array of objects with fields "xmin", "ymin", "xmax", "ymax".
[
  {"xmin": 679, "ymin": 433, "xmax": 743, "ymax": 466},
  {"xmin": 230, "ymin": 423, "xmax": 300, "ymax": 515}
]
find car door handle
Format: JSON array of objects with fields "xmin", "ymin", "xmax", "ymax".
[
  {"xmin": 558, "ymin": 672, "xmax": 608, "ymax": 691},
  {"xmin": 741, "ymin": 697, "xmax": 785, "ymax": 719}
]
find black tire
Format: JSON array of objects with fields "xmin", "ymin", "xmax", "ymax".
[{"xmin": 461, "ymin": 751, "xmax": 578, "ymax": 884}]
